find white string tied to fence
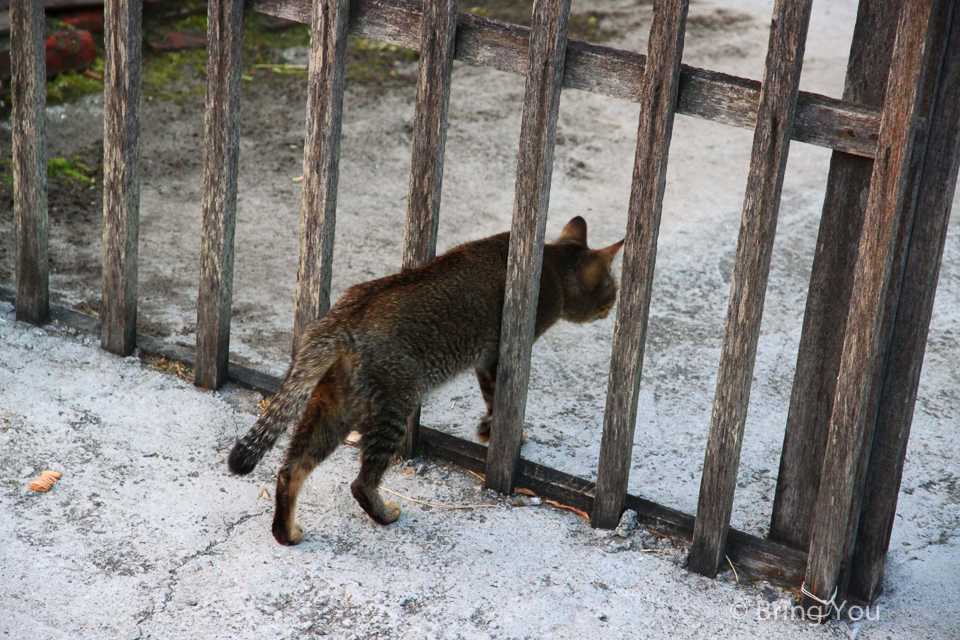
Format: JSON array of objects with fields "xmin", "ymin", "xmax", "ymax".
[{"xmin": 800, "ymin": 581, "xmax": 839, "ymax": 623}]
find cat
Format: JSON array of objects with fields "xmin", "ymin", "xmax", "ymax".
[{"xmin": 227, "ymin": 216, "xmax": 623, "ymax": 545}]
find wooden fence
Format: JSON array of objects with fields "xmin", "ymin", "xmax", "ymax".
[{"xmin": 7, "ymin": 0, "xmax": 960, "ymax": 612}]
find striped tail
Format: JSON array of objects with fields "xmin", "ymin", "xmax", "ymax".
[{"xmin": 227, "ymin": 339, "xmax": 338, "ymax": 475}]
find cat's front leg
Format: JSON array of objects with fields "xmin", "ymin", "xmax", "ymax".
[{"xmin": 474, "ymin": 361, "xmax": 497, "ymax": 442}]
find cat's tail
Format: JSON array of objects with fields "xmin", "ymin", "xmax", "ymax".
[{"xmin": 227, "ymin": 334, "xmax": 342, "ymax": 475}]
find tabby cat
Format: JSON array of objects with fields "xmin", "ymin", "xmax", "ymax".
[{"xmin": 228, "ymin": 217, "xmax": 623, "ymax": 545}]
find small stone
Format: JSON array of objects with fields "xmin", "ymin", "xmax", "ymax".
[{"xmin": 615, "ymin": 509, "xmax": 638, "ymax": 538}]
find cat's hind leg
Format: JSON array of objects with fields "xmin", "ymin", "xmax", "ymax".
[
  {"xmin": 350, "ymin": 402, "xmax": 410, "ymax": 525},
  {"xmin": 273, "ymin": 379, "xmax": 349, "ymax": 545}
]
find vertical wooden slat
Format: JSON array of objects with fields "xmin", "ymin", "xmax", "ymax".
[
  {"xmin": 292, "ymin": 0, "xmax": 351, "ymax": 348},
  {"xmin": 399, "ymin": 0, "xmax": 459, "ymax": 460},
  {"xmin": 11, "ymin": 0, "xmax": 49, "ymax": 326},
  {"xmin": 195, "ymin": 0, "xmax": 245, "ymax": 389},
  {"xmin": 689, "ymin": 0, "xmax": 813, "ymax": 577},
  {"xmin": 770, "ymin": 0, "xmax": 904, "ymax": 552},
  {"xmin": 484, "ymin": 0, "xmax": 571, "ymax": 495},
  {"xmin": 833, "ymin": 0, "xmax": 955, "ymax": 599},
  {"xmin": 848, "ymin": 0, "xmax": 960, "ymax": 604},
  {"xmin": 803, "ymin": 0, "xmax": 938, "ymax": 612},
  {"xmin": 101, "ymin": 0, "xmax": 143, "ymax": 356},
  {"xmin": 590, "ymin": 0, "xmax": 689, "ymax": 530}
]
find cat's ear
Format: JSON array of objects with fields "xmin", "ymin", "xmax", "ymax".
[
  {"xmin": 558, "ymin": 216, "xmax": 588, "ymax": 246},
  {"xmin": 597, "ymin": 239, "xmax": 624, "ymax": 263}
]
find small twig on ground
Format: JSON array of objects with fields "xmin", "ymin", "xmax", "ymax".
[
  {"xmin": 726, "ymin": 554, "xmax": 740, "ymax": 585},
  {"xmin": 149, "ymin": 356, "xmax": 192, "ymax": 382},
  {"xmin": 543, "ymin": 499, "xmax": 589, "ymax": 519},
  {"xmin": 379, "ymin": 486, "xmax": 498, "ymax": 510},
  {"xmin": 257, "ymin": 396, "xmax": 273, "ymax": 415},
  {"xmin": 253, "ymin": 63, "xmax": 308, "ymax": 71},
  {"xmin": 467, "ymin": 469, "xmax": 485, "ymax": 482}
]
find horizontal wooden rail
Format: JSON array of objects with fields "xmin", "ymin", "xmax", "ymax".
[
  {"xmin": 247, "ymin": 0, "xmax": 881, "ymax": 158},
  {"xmin": 0, "ymin": 283, "xmax": 808, "ymax": 590}
]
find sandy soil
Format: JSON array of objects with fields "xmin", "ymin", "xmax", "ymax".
[{"xmin": 1, "ymin": 0, "xmax": 959, "ymax": 638}]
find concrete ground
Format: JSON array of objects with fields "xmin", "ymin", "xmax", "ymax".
[{"xmin": 1, "ymin": 298, "xmax": 958, "ymax": 639}]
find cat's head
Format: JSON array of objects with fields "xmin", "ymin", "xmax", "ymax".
[{"xmin": 552, "ymin": 216, "xmax": 624, "ymax": 323}]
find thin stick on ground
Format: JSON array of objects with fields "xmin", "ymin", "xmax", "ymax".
[
  {"xmin": 379, "ymin": 486, "xmax": 499, "ymax": 510},
  {"xmin": 726, "ymin": 554, "xmax": 740, "ymax": 585}
]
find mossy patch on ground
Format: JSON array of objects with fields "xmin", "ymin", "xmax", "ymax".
[
  {"xmin": 48, "ymin": 155, "xmax": 98, "ymax": 185},
  {"xmin": 46, "ymin": 56, "xmax": 106, "ymax": 105}
]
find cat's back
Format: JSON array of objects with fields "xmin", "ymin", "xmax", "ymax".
[
  {"xmin": 331, "ymin": 232, "xmax": 509, "ymax": 325},
  {"xmin": 317, "ymin": 233, "xmax": 508, "ymax": 387}
]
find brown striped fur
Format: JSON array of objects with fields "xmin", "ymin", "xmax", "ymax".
[{"xmin": 227, "ymin": 217, "xmax": 622, "ymax": 545}]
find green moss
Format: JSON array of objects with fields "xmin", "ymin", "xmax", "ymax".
[
  {"xmin": 142, "ymin": 49, "xmax": 208, "ymax": 102},
  {"xmin": 46, "ymin": 57, "xmax": 105, "ymax": 105},
  {"xmin": 242, "ymin": 15, "xmax": 312, "ymax": 65},
  {"xmin": 0, "ymin": 160, "xmax": 13, "ymax": 188},
  {"xmin": 345, "ymin": 36, "xmax": 419, "ymax": 85},
  {"xmin": 48, "ymin": 156, "xmax": 97, "ymax": 185},
  {"xmin": 178, "ymin": 14, "xmax": 208, "ymax": 31}
]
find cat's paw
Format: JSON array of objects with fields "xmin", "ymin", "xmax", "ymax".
[
  {"xmin": 477, "ymin": 415, "xmax": 492, "ymax": 442},
  {"xmin": 477, "ymin": 417, "xmax": 527, "ymax": 445},
  {"xmin": 273, "ymin": 521, "xmax": 304, "ymax": 546},
  {"xmin": 374, "ymin": 499, "xmax": 401, "ymax": 525}
]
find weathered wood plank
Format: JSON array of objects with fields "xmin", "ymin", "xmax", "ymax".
[
  {"xmin": 292, "ymin": 0, "xmax": 351, "ymax": 348},
  {"xmin": 246, "ymin": 0, "xmax": 881, "ymax": 158},
  {"xmin": 196, "ymin": 0, "xmax": 245, "ymax": 389},
  {"xmin": 0, "ymin": 0, "xmax": 166, "ymax": 8},
  {"xmin": 803, "ymin": 0, "xmax": 939, "ymax": 615},
  {"xmin": 848, "ymin": 0, "xmax": 960, "ymax": 604},
  {"xmin": 399, "ymin": 0, "xmax": 458, "ymax": 460},
  {"xmin": 689, "ymin": 0, "xmax": 813, "ymax": 578},
  {"xmin": 830, "ymin": 0, "xmax": 955, "ymax": 601},
  {"xmin": 725, "ymin": 528, "xmax": 808, "ymax": 588},
  {"xmin": 771, "ymin": 0, "xmax": 903, "ymax": 552},
  {"xmin": 11, "ymin": 0, "xmax": 49, "ymax": 326},
  {"xmin": 591, "ymin": 0, "xmax": 689, "ymax": 530},
  {"xmin": 101, "ymin": 0, "xmax": 144, "ymax": 357},
  {"xmin": 484, "ymin": 0, "xmax": 571, "ymax": 495}
]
